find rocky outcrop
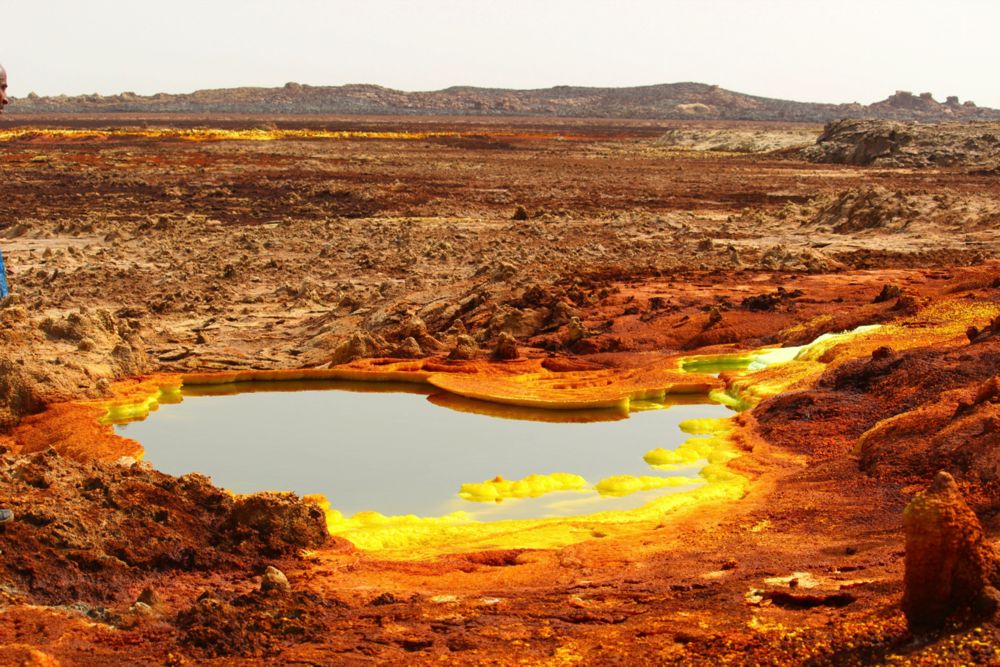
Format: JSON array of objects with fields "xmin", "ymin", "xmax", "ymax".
[
  {"xmin": 806, "ymin": 186, "xmax": 923, "ymax": 233},
  {"xmin": 792, "ymin": 185, "xmax": 1000, "ymax": 244},
  {"xmin": 0, "ymin": 353, "xmax": 42, "ymax": 430},
  {"xmin": 656, "ymin": 127, "xmax": 817, "ymax": 153},
  {"xmin": 902, "ymin": 471, "xmax": 999, "ymax": 630},
  {"xmin": 0, "ymin": 302, "xmax": 148, "ymax": 429},
  {"xmin": 328, "ymin": 332, "xmax": 387, "ymax": 366},
  {"xmin": 0, "ymin": 453, "xmax": 267, "ymax": 605},
  {"xmin": 448, "ymin": 334, "xmax": 479, "ymax": 360},
  {"xmin": 492, "ymin": 332, "xmax": 519, "ymax": 360},
  {"xmin": 802, "ymin": 119, "xmax": 1000, "ymax": 168},
  {"xmin": 871, "ymin": 90, "xmax": 979, "ymax": 116},
  {"xmin": 222, "ymin": 492, "xmax": 329, "ymax": 556}
]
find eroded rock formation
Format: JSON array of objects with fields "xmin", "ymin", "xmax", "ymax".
[
  {"xmin": 802, "ymin": 119, "xmax": 1000, "ymax": 168},
  {"xmin": 902, "ymin": 471, "xmax": 1000, "ymax": 630}
]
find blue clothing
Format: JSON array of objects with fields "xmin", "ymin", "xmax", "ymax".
[{"xmin": 0, "ymin": 248, "xmax": 8, "ymax": 298}]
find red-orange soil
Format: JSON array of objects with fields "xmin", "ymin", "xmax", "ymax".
[{"xmin": 0, "ymin": 117, "xmax": 997, "ymax": 665}]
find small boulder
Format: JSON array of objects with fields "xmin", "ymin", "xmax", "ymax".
[
  {"xmin": 967, "ymin": 316, "xmax": 1000, "ymax": 344},
  {"xmin": 391, "ymin": 336, "xmax": 423, "ymax": 359},
  {"xmin": 448, "ymin": 334, "xmax": 479, "ymax": 360},
  {"xmin": 891, "ymin": 292, "xmax": 923, "ymax": 314},
  {"xmin": 399, "ymin": 316, "xmax": 428, "ymax": 339},
  {"xmin": 565, "ymin": 317, "xmax": 587, "ymax": 345},
  {"xmin": 973, "ymin": 376, "xmax": 1000, "ymax": 405},
  {"xmin": 873, "ymin": 283, "xmax": 903, "ymax": 304},
  {"xmin": 129, "ymin": 601, "xmax": 154, "ymax": 617},
  {"xmin": 136, "ymin": 586, "xmax": 162, "ymax": 609},
  {"xmin": 260, "ymin": 566, "xmax": 291, "ymax": 595},
  {"xmin": 870, "ymin": 346, "xmax": 895, "ymax": 361},
  {"xmin": 492, "ymin": 332, "xmax": 518, "ymax": 360},
  {"xmin": 370, "ymin": 592, "xmax": 399, "ymax": 606},
  {"xmin": 547, "ymin": 300, "xmax": 575, "ymax": 327},
  {"xmin": 704, "ymin": 307, "xmax": 723, "ymax": 329}
]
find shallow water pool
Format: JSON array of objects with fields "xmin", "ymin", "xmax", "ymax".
[{"xmin": 115, "ymin": 381, "xmax": 731, "ymax": 522}]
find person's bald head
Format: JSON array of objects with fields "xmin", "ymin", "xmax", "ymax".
[{"xmin": 0, "ymin": 65, "xmax": 8, "ymax": 113}]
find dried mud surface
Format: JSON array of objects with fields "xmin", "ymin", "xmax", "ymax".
[{"xmin": 0, "ymin": 116, "xmax": 998, "ymax": 665}]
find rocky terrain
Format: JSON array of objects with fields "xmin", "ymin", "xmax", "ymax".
[
  {"xmin": 0, "ymin": 116, "xmax": 997, "ymax": 664},
  {"xmin": 8, "ymin": 83, "xmax": 1000, "ymax": 121},
  {"xmin": 803, "ymin": 118, "xmax": 1000, "ymax": 169},
  {"xmin": 655, "ymin": 126, "xmax": 818, "ymax": 153}
]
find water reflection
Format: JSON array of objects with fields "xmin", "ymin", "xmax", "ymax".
[{"xmin": 117, "ymin": 382, "xmax": 730, "ymax": 521}]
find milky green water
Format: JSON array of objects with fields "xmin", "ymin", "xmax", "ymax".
[{"xmin": 115, "ymin": 382, "xmax": 731, "ymax": 522}]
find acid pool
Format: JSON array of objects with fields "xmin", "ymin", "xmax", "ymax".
[{"xmin": 114, "ymin": 381, "xmax": 731, "ymax": 522}]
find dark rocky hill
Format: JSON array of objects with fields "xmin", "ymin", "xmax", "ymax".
[{"xmin": 8, "ymin": 82, "xmax": 999, "ymax": 122}]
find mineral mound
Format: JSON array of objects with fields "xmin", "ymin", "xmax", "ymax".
[{"xmin": 903, "ymin": 471, "xmax": 999, "ymax": 630}]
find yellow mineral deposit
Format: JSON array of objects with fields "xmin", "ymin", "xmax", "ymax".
[
  {"xmin": 0, "ymin": 127, "xmax": 576, "ymax": 144},
  {"xmin": 100, "ymin": 382, "xmax": 183, "ymax": 425},
  {"xmin": 458, "ymin": 473, "xmax": 588, "ymax": 502},
  {"xmin": 593, "ymin": 474, "xmax": 702, "ymax": 496}
]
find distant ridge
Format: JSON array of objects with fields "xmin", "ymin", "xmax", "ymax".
[{"xmin": 8, "ymin": 82, "xmax": 999, "ymax": 122}]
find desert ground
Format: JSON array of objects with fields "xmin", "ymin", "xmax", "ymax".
[{"xmin": 0, "ymin": 115, "xmax": 997, "ymax": 665}]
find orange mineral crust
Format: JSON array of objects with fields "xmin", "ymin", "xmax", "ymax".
[{"xmin": 4, "ymin": 376, "xmax": 180, "ymax": 462}]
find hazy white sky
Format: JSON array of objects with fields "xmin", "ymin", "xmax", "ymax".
[{"xmin": 4, "ymin": 0, "xmax": 999, "ymax": 107}]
